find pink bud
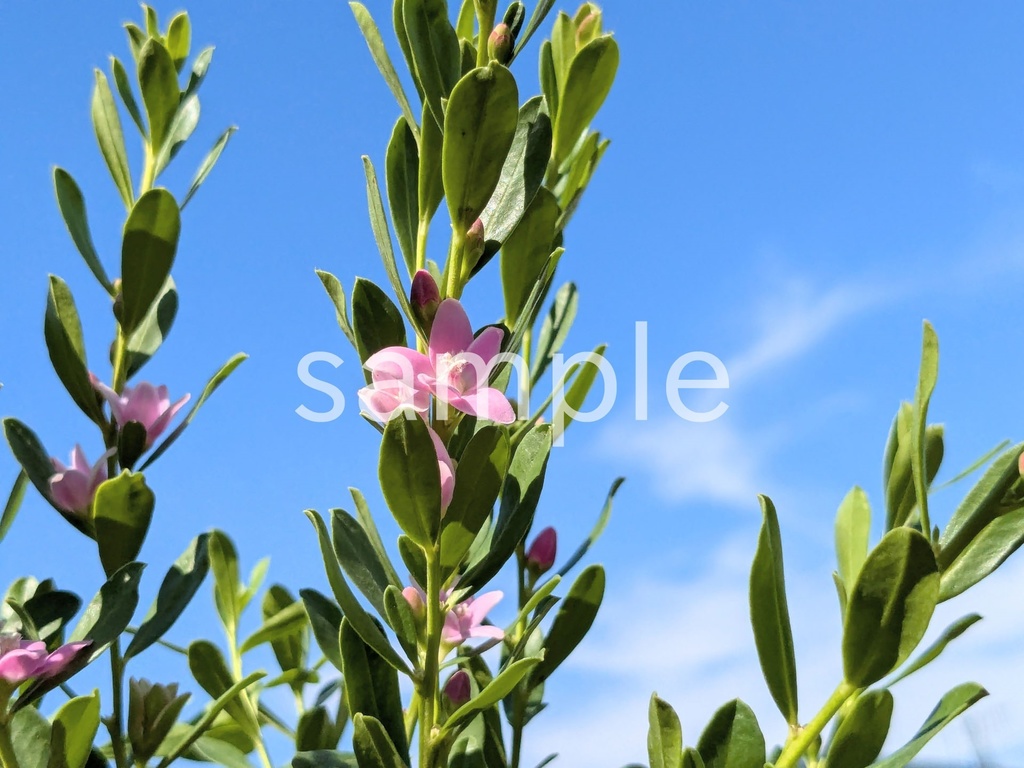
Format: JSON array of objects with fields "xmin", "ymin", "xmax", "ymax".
[
  {"xmin": 487, "ymin": 23, "xmax": 514, "ymax": 64},
  {"xmin": 443, "ymin": 669, "xmax": 472, "ymax": 706},
  {"xmin": 49, "ymin": 445, "xmax": 114, "ymax": 516},
  {"xmin": 526, "ymin": 526, "xmax": 557, "ymax": 574},
  {"xmin": 463, "ymin": 219, "xmax": 486, "ymax": 274},
  {"xmin": 402, "ymin": 586, "xmax": 426, "ymax": 621},
  {"xmin": 411, "ymin": 270, "xmax": 441, "ymax": 334},
  {"xmin": 1019, "ymin": 450, "xmax": 1024, "ymax": 477}
]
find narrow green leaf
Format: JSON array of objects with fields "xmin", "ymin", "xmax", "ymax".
[
  {"xmin": 91, "ymin": 70, "xmax": 134, "ymax": 208},
  {"xmin": 2, "ymin": 418, "xmax": 85, "ymax": 531},
  {"xmin": 352, "ymin": 713, "xmax": 406, "ymax": 768},
  {"xmin": 871, "ymin": 683, "xmax": 987, "ymax": 768},
  {"xmin": 70, "ymin": 561, "xmax": 145, "ymax": 660},
  {"xmin": 533, "ymin": 564, "xmax": 604, "ymax": 683},
  {"xmin": 49, "ymin": 691, "xmax": 101, "ymax": 768},
  {"xmin": 382, "ymin": 585, "xmax": 418, "ymax": 661},
  {"xmin": 889, "ymin": 613, "xmax": 982, "ymax": 685},
  {"xmin": 749, "ymin": 495, "xmax": 799, "ymax": 725},
  {"xmin": 552, "ymin": 36, "xmax": 618, "ymax": 167},
  {"xmin": 52, "ymin": 168, "xmax": 112, "ymax": 292},
  {"xmin": 402, "ymin": 0, "xmax": 461, "ymax": 131},
  {"xmin": 379, "ymin": 416, "xmax": 442, "ymax": 547},
  {"xmin": 552, "ymin": 343, "xmax": 608, "ymax": 442},
  {"xmin": 695, "ymin": 699, "xmax": 765, "ymax": 768},
  {"xmin": 165, "ymin": 12, "xmax": 191, "ymax": 71},
  {"xmin": 304, "ymin": 510, "xmax": 412, "ymax": 676},
  {"xmin": 125, "ymin": 533, "xmax": 210, "ymax": 661},
  {"xmin": 188, "ymin": 640, "xmax": 261, "ymax": 739},
  {"xmin": 350, "ymin": 3, "xmax": 419, "ymax": 139},
  {"xmin": 300, "ymin": 588, "xmax": 344, "ymax": 672},
  {"xmin": 532, "ymin": 282, "xmax": 578, "ymax": 383},
  {"xmin": 125, "ymin": 276, "xmax": 178, "ymax": 379},
  {"xmin": 500, "ymin": 187, "xmax": 559, "ymax": 325},
  {"xmin": 316, "ymin": 270, "xmax": 357, "ymax": 349},
  {"xmin": 648, "ymin": 694, "xmax": 683, "ymax": 768},
  {"xmin": 120, "ymin": 188, "xmax": 180, "ymax": 336},
  {"xmin": 138, "ymin": 38, "xmax": 180, "ymax": 152},
  {"xmin": 557, "ymin": 476, "xmax": 623, "ymax": 577},
  {"xmin": 333, "ymin": 508, "xmax": 401, "ymax": 619},
  {"xmin": 181, "ymin": 126, "xmax": 237, "ymax": 211},
  {"xmin": 910, "ymin": 321, "xmax": 939, "ymax": 535},
  {"xmin": 110, "ymin": 56, "xmax": 145, "ymax": 134},
  {"xmin": 385, "ymin": 117, "xmax": 420, "ymax": 276},
  {"xmin": 93, "ymin": 471, "xmax": 155, "ymax": 578},
  {"xmin": 512, "ymin": 0, "xmax": 556, "ymax": 59},
  {"xmin": 0, "ymin": 471, "xmax": 28, "ymax": 545},
  {"xmin": 443, "ymin": 63, "xmax": 520, "ymax": 232},
  {"xmin": 263, "ymin": 585, "xmax": 308, "ymax": 676},
  {"xmin": 139, "ymin": 352, "xmax": 248, "ymax": 470},
  {"xmin": 351, "ymin": 278, "xmax": 407, "ymax": 382},
  {"xmin": 9, "ymin": 707, "xmax": 50, "ymax": 768},
  {"xmin": 826, "ymin": 689, "xmax": 892, "ymax": 768},
  {"xmin": 44, "ymin": 276, "xmax": 102, "ymax": 424},
  {"xmin": 154, "ymin": 95, "xmax": 200, "ymax": 175},
  {"xmin": 418, "ymin": 98, "xmax": 444, "ymax": 226},
  {"xmin": 937, "ymin": 439, "xmax": 1011, "ymax": 490},
  {"xmin": 445, "ymin": 656, "xmax": 542, "ymax": 734},
  {"xmin": 351, "ymin": 488, "xmax": 404, "ymax": 590},
  {"xmin": 292, "ymin": 751, "xmax": 358, "ymax": 768},
  {"xmin": 835, "ymin": 486, "xmax": 871, "ymax": 593},
  {"xmin": 842, "ymin": 528, "xmax": 940, "ymax": 688},
  {"xmin": 940, "ymin": 505, "xmax": 1024, "ymax": 601},
  {"xmin": 184, "ymin": 47, "xmax": 215, "ymax": 98}
]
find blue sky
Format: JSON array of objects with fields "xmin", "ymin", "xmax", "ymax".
[{"xmin": 3, "ymin": 2, "xmax": 1024, "ymax": 765}]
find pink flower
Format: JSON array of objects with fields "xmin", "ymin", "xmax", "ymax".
[
  {"xmin": 359, "ymin": 299, "xmax": 515, "ymax": 425},
  {"xmin": 0, "ymin": 631, "xmax": 91, "ymax": 687},
  {"xmin": 49, "ymin": 445, "xmax": 114, "ymax": 515},
  {"xmin": 92, "ymin": 378, "xmax": 190, "ymax": 448},
  {"xmin": 526, "ymin": 526, "xmax": 557, "ymax": 574},
  {"xmin": 443, "ymin": 669, "xmax": 472, "ymax": 706},
  {"xmin": 442, "ymin": 591, "xmax": 504, "ymax": 647},
  {"xmin": 429, "ymin": 426, "xmax": 456, "ymax": 511}
]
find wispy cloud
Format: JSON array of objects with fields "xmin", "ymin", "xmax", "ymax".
[{"xmin": 522, "ymin": 541, "xmax": 1024, "ymax": 768}]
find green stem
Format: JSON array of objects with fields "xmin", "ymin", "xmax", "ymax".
[
  {"xmin": 475, "ymin": 1, "xmax": 496, "ymax": 67},
  {"xmin": 108, "ymin": 640, "xmax": 129, "ymax": 768},
  {"xmin": 419, "ymin": 550, "xmax": 443, "ymax": 768},
  {"xmin": 0, "ymin": 721, "xmax": 21, "ymax": 768},
  {"xmin": 405, "ymin": 691, "xmax": 420, "ymax": 748},
  {"xmin": 775, "ymin": 682, "xmax": 855, "ymax": 768},
  {"xmin": 509, "ymin": 548, "xmax": 530, "ymax": 768},
  {"xmin": 140, "ymin": 145, "xmax": 156, "ymax": 196},
  {"xmin": 415, "ymin": 217, "xmax": 429, "ymax": 275}
]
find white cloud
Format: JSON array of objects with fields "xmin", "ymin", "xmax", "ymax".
[{"xmin": 521, "ymin": 541, "xmax": 1024, "ymax": 768}]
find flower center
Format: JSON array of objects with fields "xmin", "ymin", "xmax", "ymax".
[{"xmin": 438, "ymin": 352, "xmax": 472, "ymax": 394}]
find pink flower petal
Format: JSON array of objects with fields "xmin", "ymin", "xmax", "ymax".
[
  {"xmin": 0, "ymin": 644, "xmax": 48, "ymax": 684},
  {"xmin": 449, "ymin": 388, "xmax": 516, "ymax": 424},
  {"xmin": 366, "ymin": 347, "xmax": 432, "ymax": 385},
  {"xmin": 467, "ymin": 624, "xmax": 505, "ymax": 641},
  {"xmin": 465, "ymin": 326, "xmax": 504, "ymax": 370},
  {"xmin": 39, "ymin": 641, "xmax": 91, "ymax": 678},
  {"xmin": 466, "ymin": 590, "xmax": 503, "ymax": 624},
  {"xmin": 429, "ymin": 300, "xmax": 474, "ymax": 363}
]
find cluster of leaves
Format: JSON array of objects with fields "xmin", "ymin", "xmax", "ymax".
[
  {"xmin": 644, "ymin": 322, "xmax": 1024, "ymax": 768},
  {"xmin": 302, "ymin": 2, "xmax": 622, "ymax": 768}
]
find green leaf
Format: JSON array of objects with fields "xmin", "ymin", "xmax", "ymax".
[
  {"xmin": 340, "ymin": 620, "xmax": 409, "ymax": 763},
  {"xmin": 316, "ymin": 270, "xmax": 357, "ymax": 349},
  {"xmin": 154, "ymin": 95, "xmax": 200, "ymax": 175},
  {"xmin": 500, "ymin": 187, "xmax": 559, "ymax": 325},
  {"xmin": 532, "ymin": 282, "xmax": 578, "ymax": 383},
  {"xmin": 835, "ymin": 486, "xmax": 871, "ymax": 593},
  {"xmin": 910, "ymin": 321, "xmax": 939, "ymax": 534},
  {"xmin": 300, "ymin": 588, "xmax": 344, "ymax": 671},
  {"xmin": 93, "ymin": 471, "xmax": 155, "ymax": 578},
  {"xmin": 940, "ymin": 505, "xmax": 1024, "ymax": 601},
  {"xmin": 842, "ymin": 527, "xmax": 940, "ymax": 687},
  {"xmin": 350, "ymin": 3, "xmax": 419, "ymax": 140},
  {"xmin": 125, "ymin": 276, "xmax": 178, "ymax": 379},
  {"xmin": 648, "ymin": 694, "xmax": 683, "ymax": 768},
  {"xmin": 262, "ymin": 585, "xmax": 309, "ymax": 675},
  {"xmin": 386, "ymin": 118, "xmax": 420, "ymax": 276},
  {"xmin": 181, "ymin": 126, "xmax": 238, "ymax": 210},
  {"xmin": 402, "ymin": 0, "xmax": 460, "ymax": 131},
  {"xmin": 695, "ymin": 700, "xmax": 765, "ymax": 768},
  {"xmin": 552, "ymin": 36, "xmax": 618, "ymax": 167},
  {"xmin": 0, "ymin": 471, "xmax": 28, "ymax": 545},
  {"xmin": 351, "ymin": 278, "xmax": 407, "ymax": 382},
  {"xmin": 49, "ymin": 691, "xmax": 101, "ymax": 768},
  {"xmin": 533, "ymin": 564, "xmax": 603, "ymax": 684},
  {"xmin": 478, "ymin": 96, "xmax": 552, "ymax": 268},
  {"xmin": 9, "ymin": 706, "xmax": 50, "ymax": 768},
  {"xmin": 184, "ymin": 46, "xmax": 215, "ymax": 98},
  {"xmin": 120, "ymin": 188, "xmax": 180, "ymax": 336},
  {"xmin": 443, "ymin": 63, "xmax": 520, "ymax": 232},
  {"xmin": 418, "ymin": 98, "xmax": 445, "ymax": 226},
  {"xmin": 883, "ymin": 403, "xmax": 944, "ymax": 531},
  {"xmin": 351, "ymin": 488, "xmax": 404, "ymax": 589},
  {"xmin": 139, "ymin": 352, "xmax": 248, "ymax": 470},
  {"xmin": 111, "ymin": 56, "xmax": 145, "ymax": 134},
  {"xmin": 445, "ymin": 656, "xmax": 542, "ymax": 734},
  {"xmin": 43, "ymin": 276, "xmax": 102, "ymax": 424},
  {"xmin": 3, "ymin": 418, "xmax": 83, "ymax": 529},
  {"xmin": 440, "ymin": 426, "xmax": 510, "ymax": 580},
  {"xmin": 461, "ymin": 424, "xmax": 553, "ymax": 592},
  {"xmin": 749, "ymin": 495, "xmax": 798, "ymax": 725},
  {"xmin": 382, "ymin": 585, "xmax": 418, "ymax": 661},
  {"xmin": 91, "ymin": 70, "xmax": 134, "ymax": 208},
  {"xmin": 125, "ymin": 533, "xmax": 210, "ymax": 661},
  {"xmin": 512, "ymin": 0, "xmax": 555, "ymax": 60},
  {"xmin": 208, "ymin": 530, "xmax": 241, "ymax": 630},
  {"xmin": 154, "ymin": 672, "xmax": 265, "ymax": 768},
  {"xmin": 552, "ymin": 343, "xmax": 608, "ymax": 442},
  {"xmin": 22, "ymin": 590, "xmax": 80, "ymax": 644},
  {"xmin": 239, "ymin": 598, "xmax": 308, "ymax": 654},
  {"xmin": 165, "ymin": 12, "xmax": 191, "ymax": 71},
  {"xmin": 52, "ymin": 168, "xmax": 113, "ymax": 292},
  {"xmin": 398, "ymin": 535, "xmax": 427, "ymax": 591},
  {"xmin": 70, "ymin": 561, "xmax": 145, "ymax": 660},
  {"xmin": 826, "ymin": 689, "xmax": 892, "ymax": 768},
  {"xmin": 938, "ymin": 439, "xmax": 1011, "ymax": 490},
  {"xmin": 188, "ymin": 640, "xmax": 261, "ymax": 740},
  {"xmin": 361, "ymin": 157, "xmax": 419, "ymax": 335},
  {"xmin": 352, "ymin": 713, "xmax": 407, "ymax": 768},
  {"xmin": 938, "ymin": 441, "xmax": 1024, "ymax": 570},
  {"xmin": 333, "ymin": 509, "xmax": 400, "ymax": 619},
  {"xmin": 379, "ymin": 416, "xmax": 443, "ymax": 546},
  {"xmin": 871, "ymin": 683, "xmax": 987, "ymax": 768},
  {"xmin": 682, "ymin": 748, "xmax": 706, "ymax": 768},
  {"xmin": 305, "ymin": 510, "xmax": 412, "ymax": 676},
  {"xmin": 295, "ymin": 707, "xmax": 337, "ymax": 752},
  {"xmin": 888, "ymin": 613, "xmax": 982, "ymax": 685},
  {"xmin": 292, "ymin": 751, "xmax": 358, "ymax": 768},
  {"xmin": 121, "ymin": 419, "xmax": 148, "ymax": 471},
  {"xmin": 557, "ymin": 476, "xmax": 623, "ymax": 577},
  {"xmin": 138, "ymin": 38, "xmax": 180, "ymax": 152}
]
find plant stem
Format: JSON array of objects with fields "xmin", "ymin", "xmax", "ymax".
[
  {"xmin": 0, "ymin": 721, "xmax": 21, "ymax": 768},
  {"xmin": 108, "ymin": 640, "xmax": 129, "ymax": 768},
  {"xmin": 140, "ymin": 145, "xmax": 156, "ymax": 197},
  {"xmin": 416, "ymin": 217, "xmax": 429, "ymax": 275},
  {"xmin": 475, "ymin": 1, "xmax": 496, "ymax": 67},
  {"xmin": 775, "ymin": 681, "xmax": 855, "ymax": 768},
  {"xmin": 419, "ymin": 549, "xmax": 443, "ymax": 768}
]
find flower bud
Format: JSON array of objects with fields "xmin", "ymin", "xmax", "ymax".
[
  {"xmin": 402, "ymin": 586, "xmax": 426, "ymax": 622},
  {"xmin": 463, "ymin": 219, "xmax": 487, "ymax": 276},
  {"xmin": 443, "ymin": 669, "xmax": 472, "ymax": 706},
  {"xmin": 128, "ymin": 678, "xmax": 191, "ymax": 762},
  {"xmin": 1019, "ymin": 450, "xmax": 1024, "ymax": 478},
  {"xmin": 526, "ymin": 526, "xmax": 557, "ymax": 575},
  {"xmin": 574, "ymin": 4, "xmax": 602, "ymax": 48},
  {"xmin": 411, "ymin": 270, "xmax": 441, "ymax": 334},
  {"xmin": 488, "ymin": 23, "xmax": 514, "ymax": 65}
]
